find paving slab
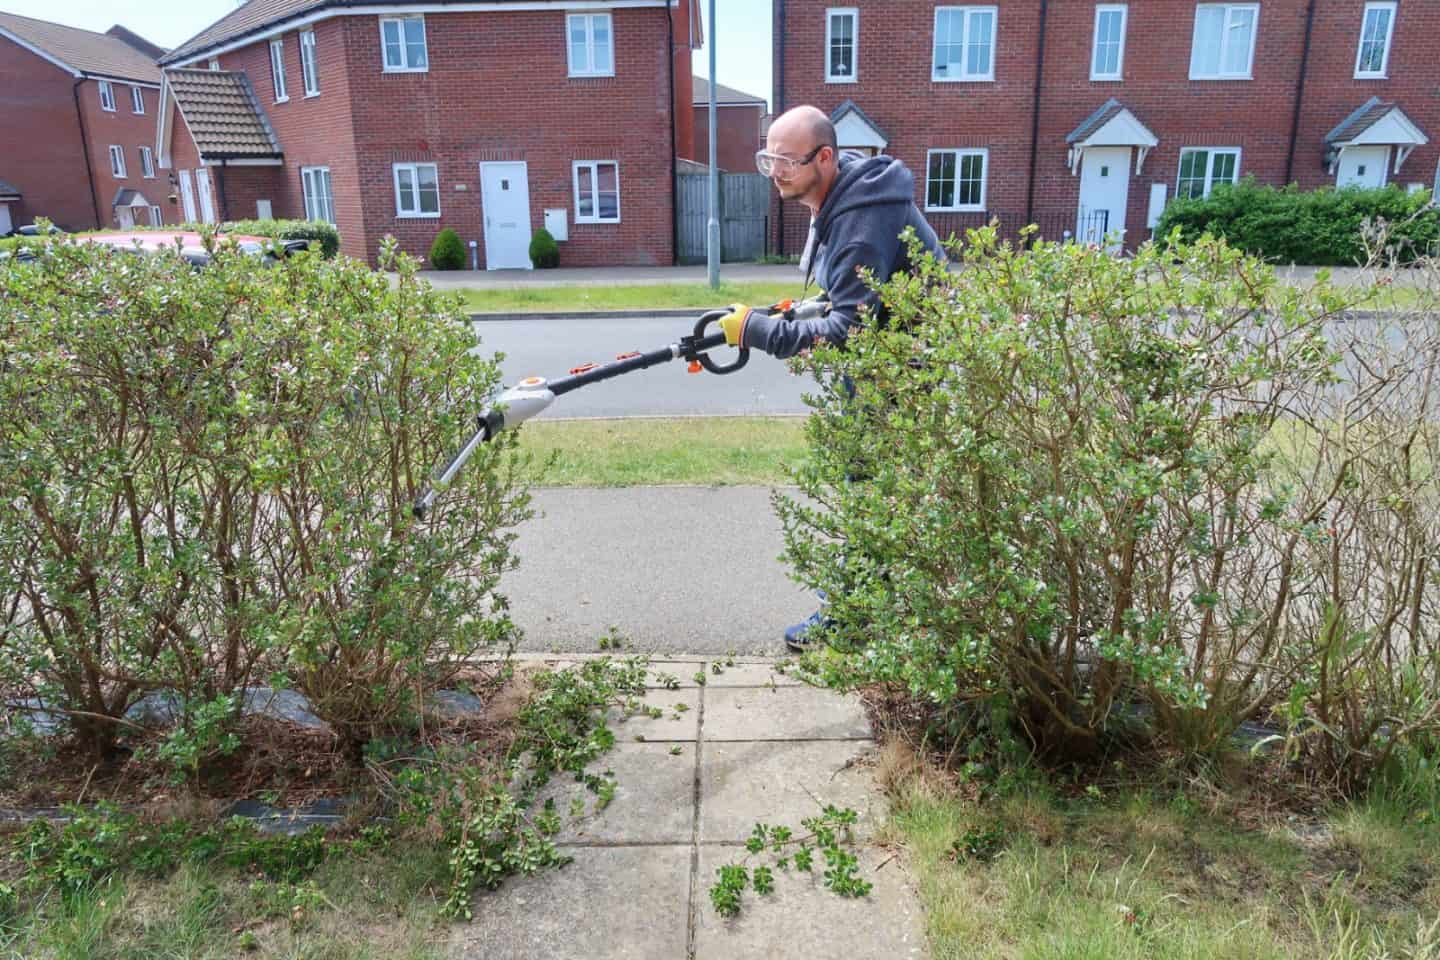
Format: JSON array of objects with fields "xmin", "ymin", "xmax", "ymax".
[
  {"xmin": 692, "ymin": 845, "xmax": 927, "ymax": 960},
  {"xmin": 606, "ymin": 687, "xmax": 701, "ymax": 742},
  {"xmin": 702, "ymin": 661, "xmax": 804, "ymax": 687},
  {"xmin": 703, "ymin": 685, "xmax": 872, "ymax": 742},
  {"xmin": 538, "ymin": 742, "xmax": 696, "ymax": 845},
  {"xmin": 699, "ymin": 741, "xmax": 882, "ymax": 843},
  {"xmin": 452, "ymin": 845, "xmax": 691, "ymax": 960}
]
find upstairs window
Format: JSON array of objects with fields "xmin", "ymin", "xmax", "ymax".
[
  {"xmin": 270, "ymin": 38, "xmax": 288, "ymax": 101},
  {"xmin": 98, "ymin": 80, "xmax": 115, "ymax": 111},
  {"xmin": 139, "ymin": 146, "xmax": 155, "ymax": 178},
  {"xmin": 301, "ymin": 29, "xmax": 320, "ymax": 95},
  {"xmin": 826, "ymin": 8, "xmax": 858, "ymax": 82},
  {"xmin": 1091, "ymin": 4, "xmax": 1127, "ymax": 81},
  {"xmin": 1189, "ymin": 3, "xmax": 1258, "ymax": 80},
  {"xmin": 574, "ymin": 161, "xmax": 620, "ymax": 223},
  {"xmin": 567, "ymin": 14, "xmax": 614, "ymax": 77},
  {"xmin": 108, "ymin": 144, "xmax": 126, "ymax": 178},
  {"xmin": 925, "ymin": 149, "xmax": 987, "ymax": 211},
  {"xmin": 381, "ymin": 16, "xmax": 428, "ymax": 72},
  {"xmin": 1355, "ymin": 1, "xmax": 1395, "ymax": 78},
  {"xmin": 933, "ymin": 7, "xmax": 996, "ymax": 82},
  {"xmin": 393, "ymin": 162, "xmax": 439, "ymax": 217},
  {"xmin": 130, "ymin": 85, "xmax": 145, "ymax": 114},
  {"xmin": 1177, "ymin": 147, "xmax": 1240, "ymax": 199}
]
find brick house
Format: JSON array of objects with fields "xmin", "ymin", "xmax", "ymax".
[
  {"xmin": 771, "ymin": 1, "xmax": 1437, "ymax": 254},
  {"xmin": 692, "ymin": 76, "xmax": 767, "ymax": 172},
  {"xmin": 156, "ymin": 0, "xmax": 702, "ymax": 267},
  {"xmin": 0, "ymin": 13, "xmax": 168, "ymax": 233}
]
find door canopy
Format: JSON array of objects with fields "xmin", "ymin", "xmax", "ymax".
[
  {"xmin": 1066, "ymin": 99, "xmax": 1159, "ymax": 176},
  {"xmin": 1324, "ymin": 97, "xmax": 1428, "ymax": 176}
]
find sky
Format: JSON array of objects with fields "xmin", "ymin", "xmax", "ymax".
[{"xmin": 0, "ymin": 0, "xmax": 774, "ymax": 108}]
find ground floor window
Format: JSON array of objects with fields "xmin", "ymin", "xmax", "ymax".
[
  {"xmin": 302, "ymin": 166, "xmax": 335, "ymax": 223},
  {"xmin": 925, "ymin": 148, "xmax": 987, "ymax": 211},
  {"xmin": 393, "ymin": 162, "xmax": 439, "ymax": 217},
  {"xmin": 1176, "ymin": 148, "xmax": 1240, "ymax": 200},
  {"xmin": 573, "ymin": 161, "xmax": 620, "ymax": 223}
]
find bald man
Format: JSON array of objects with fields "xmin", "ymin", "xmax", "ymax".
[
  {"xmin": 718, "ymin": 105, "xmax": 944, "ymax": 651},
  {"xmin": 718, "ymin": 104, "xmax": 943, "ymax": 359}
]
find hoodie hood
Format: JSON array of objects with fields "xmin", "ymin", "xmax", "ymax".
[{"xmin": 813, "ymin": 152, "xmax": 917, "ymax": 235}]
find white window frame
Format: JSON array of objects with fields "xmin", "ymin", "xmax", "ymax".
[
  {"xmin": 924, "ymin": 148, "xmax": 988, "ymax": 212},
  {"xmin": 1189, "ymin": 3, "xmax": 1259, "ymax": 80},
  {"xmin": 98, "ymin": 80, "xmax": 115, "ymax": 111},
  {"xmin": 380, "ymin": 15, "xmax": 429, "ymax": 72},
  {"xmin": 825, "ymin": 8, "xmax": 858, "ymax": 83},
  {"xmin": 301, "ymin": 29, "xmax": 320, "ymax": 96},
  {"xmin": 108, "ymin": 145, "xmax": 127, "ymax": 179},
  {"xmin": 392, "ymin": 162, "xmax": 440, "ymax": 218},
  {"xmin": 932, "ymin": 6, "xmax": 998, "ymax": 83},
  {"xmin": 573, "ymin": 160, "xmax": 621, "ymax": 224},
  {"xmin": 130, "ymin": 85, "xmax": 145, "ymax": 114},
  {"xmin": 208, "ymin": 58, "xmax": 221, "ymax": 71},
  {"xmin": 149, "ymin": 204, "xmax": 162, "ymax": 225},
  {"xmin": 301, "ymin": 166, "xmax": 335, "ymax": 223},
  {"xmin": 1091, "ymin": 4, "xmax": 1128, "ymax": 81},
  {"xmin": 1354, "ymin": 1, "xmax": 1396, "ymax": 79},
  {"xmin": 1176, "ymin": 147, "xmax": 1242, "ymax": 199},
  {"xmin": 566, "ymin": 13, "xmax": 615, "ymax": 78},
  {"xmin": 139, "ymin": 146, "xmax": 155, "ymax": 179},
  {"xmin": 269, "ymin": 38, "xmax": 289, "ymax": 102}
]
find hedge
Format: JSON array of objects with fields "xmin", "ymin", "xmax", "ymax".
[
  {"xmin": 177, "ymin": 219, "xmax": 341, "ymax": 258},
  {"xmin": 1155, "ymin": 178, "xmax": 1438, "ymax": 265}
]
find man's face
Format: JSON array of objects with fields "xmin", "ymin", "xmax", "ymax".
[{"xmin": 762, "ymin": 125, "xmax": 828, "ymax": 202}]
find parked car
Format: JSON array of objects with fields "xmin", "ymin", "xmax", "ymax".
[
  {"xmin": 79, "ymin": 230, "xmax": 309, "ymax": 267},
  {"xmin": 12, "ymin": 223, "xmax": 67, "ymax": 237}
]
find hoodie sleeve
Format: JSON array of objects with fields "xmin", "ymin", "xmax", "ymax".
[{"xmin": 740, "ymin": 237, "xmax": 898, "ymax": 359}]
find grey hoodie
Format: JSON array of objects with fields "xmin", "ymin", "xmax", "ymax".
[{"xmin": 741, "ymin": 152, "xmax": 943, "ymax": 359}]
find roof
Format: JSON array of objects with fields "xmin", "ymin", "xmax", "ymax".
[
  {"xmin": 1067, "ymin": 99, "xmax": 1125, "ymax": 144},
  {"xmin": 0, "ymin": 12, "xmax": 162, "ymax": 83},
  {"xmin": 1325, "ymin": 96, "xmax": 1427, "ymax": 147},
  {"xmin": 830, "ymin": 100, "xmax": 889, "ymax": 146},
  {"xmin": 1066, "ymin": 97, "xmax": 1157, "ymax": 147},
  {"xmin": 0, "ymin": 178, "xmax": 20, "ymax": 199},
  {"xmin": 691, "ymin": 76, "xmax": 766, "ymax": 107},
  {"xmin": 163, "ymin": 0, "xmax": 685, "ymax": 65},
  {"xmin": 165, "ymin": 69, "xmax": 283, "ymax": 159},
  {"xmin": 110, "ymin": 188, "xmax": 154, "ymax": 207}
]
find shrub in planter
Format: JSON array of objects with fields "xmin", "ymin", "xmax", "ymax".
[
  {"xmin": 529, "ymin": 228, "xmax": 559, "ymax": 269},
  {"xmin": 429, "ymin": 228, "xmax": 466, "ymax": 270},
  {"xmin": 776, "ymin": 229, "xmax": 1349, "ymax": 764},
  {"xmin": 0, "ymin": 235, "xmax": 529, "ymax": 761}
]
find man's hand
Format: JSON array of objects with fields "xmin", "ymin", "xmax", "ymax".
[{"xmin": 718, "ymin": 304, "xmax": 753, "ymax": 347}]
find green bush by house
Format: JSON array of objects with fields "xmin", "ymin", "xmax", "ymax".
[
  {"xmin": 429, "ymin": 227, "xmax": 466, "ymax": 270},
  {"xmin": 529, "ymin": 227, "xmax": 560, "ymax": 269},
  {"xmin": 1156, "ymin": 178, "xmax": 1438, "ymax": 265}
]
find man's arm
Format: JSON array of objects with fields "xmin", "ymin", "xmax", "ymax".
[{"xmin": 740, "ymin": 239, "xmax": 894, "ymax": 359}]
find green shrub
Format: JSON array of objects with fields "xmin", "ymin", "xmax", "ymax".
[
  {"xmin": 1156, "ymin": 178, "xmax": 1439, "ymax": 265},
  {"xmin": 172, "ymin": 218, "xmax": 340, "ymax": 258},
  {"xmin": 529, "ymin": 228, "xmax": 559, "ymax": 269},
  {"xmin": 0, "ymin": 236, "xmax": 529, "ymax": 760},
  {"xmin": 428, "ymin": 227, "xmax": 466, "ymax": 270}
]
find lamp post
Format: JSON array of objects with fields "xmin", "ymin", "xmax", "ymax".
[{"xmin": 706, "ymin": 0, "xmax": 720, "ymax": 289}]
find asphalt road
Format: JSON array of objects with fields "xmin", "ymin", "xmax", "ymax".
[{"xmin": 470, "ymin": 315, "xmax": 813, "ymax": 418}]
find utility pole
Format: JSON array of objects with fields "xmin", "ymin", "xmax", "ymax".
[{"xmin": 706, "ymin": 0, "xmax": 720, "ymax": 289}]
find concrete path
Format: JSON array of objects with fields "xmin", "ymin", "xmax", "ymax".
[{"xmin": 451, "ymin": 655, "xmax": 927, "ymax": 960}]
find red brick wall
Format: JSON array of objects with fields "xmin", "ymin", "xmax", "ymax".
[
  {"xmin": 692, "ymin": 104, "xmax": 765, "ymax": 172},
  {"xmin": 773, "ymin": 0, "xmax": 1440, "ymax": 257},
  {"xmin": 0, "ymin": 40, "xmax": 100, "ymax": 230},
  {"xmin": 340, "ymin": 8, "xmax": 677, "ymax": 267},
  {"xmin": 80, "ymin": 78, "xmax": 166, "ymax": 227}
]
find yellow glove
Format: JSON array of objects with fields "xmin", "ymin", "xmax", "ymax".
[{"xmin": 718, "ymin": 304, "xmax": 752, "ymax": 347}]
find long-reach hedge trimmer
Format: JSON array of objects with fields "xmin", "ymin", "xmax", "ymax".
[{"xmin": 412, "ymin": 300, "xmax": 827, "ymax": 519}]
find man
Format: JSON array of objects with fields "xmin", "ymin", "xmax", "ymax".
[{"xmin": 717, "ymin": 104, "xmax": 944, "ymax": 651}]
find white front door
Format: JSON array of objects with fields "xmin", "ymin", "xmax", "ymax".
[
  {"xmin": 179, "ymin": 171, "xmax": 197, "ymax": 223},
  {"xmin": 1336, "ymin": 145, "xmax": 1389, "ymax": 188},
  {"xmin": 1077, "ymin": 146, "xmax": 1131, "ymax": 250},
  {"xmin": 0, "ymin": 203, "xmax": 13, "ymax": 236},
  {"xmin": 196, "ymin": 168, "xmax": 216, "ymax": 223},
  {"xmin": 480, "ymin": 162, "xmax": 533, "ymax": 270},
  {"xmin": 117, "ymin": 206, "xmax": 134, "ymax": 229}
]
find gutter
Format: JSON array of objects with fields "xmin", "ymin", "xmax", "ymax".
[
  {"xmin": 667, "ymin": 5, "xmax": 678, "ymax": 266},
  {"xmin": 72, "ymin": 78, "xmax": 103, "ymax": 229},
  {"xmin": 1284, "ymin": 0, "xmax": 1317, "ymax": 185},
  {"xmin": 773, "ymin": 0, "xmax": 785, "ymax": 254},
  {"xmin": 1024, "ymin": 0, "xmax": 1049, "ymax": 229}
]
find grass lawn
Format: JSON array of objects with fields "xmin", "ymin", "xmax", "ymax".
[
  {"xmin": 876, "ymin": 740, "xmax": 1440, "ymax": 959},
  {"xmin": 516, "ymin": 416, "xmax": 808, "ymax": 486},
  {"xmin": 457, "ymin": 282, "xmax": 811, "ymax": 314}
]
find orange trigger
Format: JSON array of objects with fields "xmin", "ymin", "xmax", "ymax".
[
  {"xmin": 568, "ymin": 362, "xmax": 600, "ymax": 375},
  {"xmin": 687, "ymin": 361, "xmax": 702, "ymax": 373}
]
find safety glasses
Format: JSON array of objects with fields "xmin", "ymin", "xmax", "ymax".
[{"xmin": 755, "ymin": 144, "xmax": 825, "ymax": 177}]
